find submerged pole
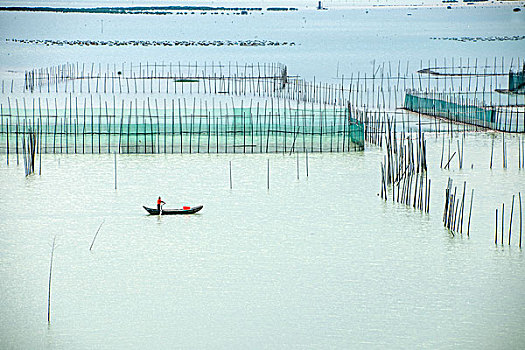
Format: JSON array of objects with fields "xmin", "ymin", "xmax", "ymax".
[
  {"xmin": 267, "ymin": 158, "xmax": 270, "ymax": 190},
  {"xmin": 519, "ymin": 192, "xmax": 522, "ymax": 248},
  {"xmin": 495, "ymin": 209, "xmax": 498, "ymax": 245},
  {"xmin": 467, "ymin": 189, "xmax": 474, "ymax": 237},
  {"xmin": 47, "ymin": 236, "xmax": 56, "ymax": 324},
  {"xmin": 509, "ymin": 195, "xmax": 514, "ymax": 245},
  {"xmin": 490, "ymin": 137, "xmax": 494, "ymax": 169},
  {"xmin": 306, "ymin": 150, "xmax": 309, "ymax": 177},
  {"xmin": 90, "ymin": 219, "xmax": 105, "ymax": 251},
  {"xmin": 502, "ymin": 203, "xmax": 505, "ymax": 244}
]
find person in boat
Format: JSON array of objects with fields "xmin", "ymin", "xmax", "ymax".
[{"xmin": 157, "ymin": 196, "xmax": 166, "ymax": 211}]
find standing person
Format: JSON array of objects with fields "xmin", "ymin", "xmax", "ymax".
[{"xmin": 157, "ymin": 196, "xmax": 166, "ymax": 212}]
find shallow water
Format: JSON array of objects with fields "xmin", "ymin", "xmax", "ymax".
[
  {"xmin": 1, "ymin": 132, "xmax": 524, "ymax": 349},
  {"xmin": 1, "ymin": 4, "xmax": 525, "ymax": 349}
]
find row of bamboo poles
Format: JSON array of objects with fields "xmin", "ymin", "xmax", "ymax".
[
  {"xmin": 16, "ymin": 58, "xmax": 524, "ymax": 114},
  {"xmin": 404, "ymin": 90, "xmax": 524, "ymax": 133},
  {"xmin": 354, "ymin": 107, "xmax": 524, "ymax": 169},
  {"xmin": 495, "ymin": 193, "xmax": 523, "ymax": 248},
  {"xmin": 440, "ymin": 135, "xmax": 465, "ymax": 170},
  {"xmin": 361, "ymin": 106, "xmax": 522, "ymax": 242},
  {"xmin": 22, "ymin": 128, "xmax": 38, "ymax": 176},
  {"xmin": 443, "ymin": 179, "xmax": 474, "ymax": 236},
  {"xmin": 379, "ymin": 113, "xmax": 430, "ymax": 212},
  {"xmin": 0, "ymin": 97, "xmax": 365, "ymax": 155}
]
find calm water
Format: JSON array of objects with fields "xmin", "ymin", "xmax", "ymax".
[
  {"xmin": 1, "ymin": 133, "xmax": 524, "ymax": 349},
  {"xmin": 1, "ymin": 4, "xmax": 525, "ymax": 349},
  {"xmin": 0, "ymin": 5, "xmax": 524, "ymax": 82}
]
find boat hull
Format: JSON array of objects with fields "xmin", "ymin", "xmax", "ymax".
[{"xmin": 143, "ymin": 205, "xmax": 203, "ymax": 215}]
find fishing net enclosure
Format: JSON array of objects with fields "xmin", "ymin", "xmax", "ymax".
[
  {"xmin": 404, "ymin": 90, "xmax": 524, "ymax": 132},
  {"xmin": 404, "ymin": 91, "xmax": 494, "ymax": 124},
  {"xmin": 508, "ymin": 65, "xmax": 525, "ymax": 93},
  {"xmin": 0, "ymin": 101, "xmax": 364, "ymax": 154}
]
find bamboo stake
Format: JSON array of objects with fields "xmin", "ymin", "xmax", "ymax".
[
  {"xmin": 495, "ymin": 209, "xmax": 498, "ymax": 245},
  {"xmin": 89, "ymin": 219, "xmax": 105, "ymax": 251},
  {"xmin": 47, "ymin": 236, "xmax": 56, "ymax": 324},
  {"xmin": 509, "ymin": 195, "xmax": 514, "ymax": 245},
  {"xmin": 519, "ymin": 192, "xmax": 522, "ymax": 248},
  {"xmin": 444, "ymin": 151, "xmax": 456, "ymax": 169},
  {"xmin": 502, "ymin": 203, "xmax": 505, "ymax": 244},
  {"xmin": 467, "ymin": 189, "xmax": 474, "ymax": 237},
  {"xmin": 490, "ymin": 137, "xmax": 494, "ymax": 169},
  {"xmin": 266, "ymin": 158, "xmax": 270, "ymax": 191},
  {"xmin": 306, "ymin": 150, "xmax": 309, "ymax": 177}
]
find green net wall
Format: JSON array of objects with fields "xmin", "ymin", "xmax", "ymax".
[
  {"xmin": 0, "ymin": 105, "xmax": 364, "ymax": 154},
  {"xmin": 508, "ymin": 66, "xmax": 525, "ymax": 93},
  {"xmin": 404, "ymin": 92, "xmax": 495, "ymax": 128}
]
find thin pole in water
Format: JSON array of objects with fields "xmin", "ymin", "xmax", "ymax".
[
  {"xmin": 509, "ymin": 194, "xmax": 515, "ymax": 245},
  {"xmin": 501, "ymin": 203, "xmax": 505, "ymax": 244},
  {"xmin": 490, "ymin": 137, "xmax": 494, "ymax": 169},
  {"xmin": 495, "ymin": 209, "xmax": 498, "ymax": 245},
  {"xmin": 267, "ymin": 158, "xmax": 270, "ymax": 190},
  {"xmin": 47, "ymin": 236, "xmax": 56, "ymax": 324},
  {"xmin": 90, "ymin": 219, "xmax": 105, "ymax": 251},
  {"xmin": 306, "ymin": 150, "xmax": 309, "ymax": 177},
  {"xmin": 519, "ymin": 192, "xmax": 522, "ymax": 248},
  {"xmin": 467, "ymin": 189, "xmax": 474, "ymax": 237}
]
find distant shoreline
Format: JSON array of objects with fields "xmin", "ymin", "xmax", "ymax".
[
  {"xmin": 0, "ymin": 2, "xmax": 522, "ymax": 15},
  {"xmin": 0, "ymin": 6, "xmax": 298, "ymax": 15}
]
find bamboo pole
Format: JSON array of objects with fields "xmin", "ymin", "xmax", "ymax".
[
  {"xmin": 306, "ymin": 149, "xmax": 309, "ymax": 177},
  {"xmin": 495, "ymin": 209, "xmax": 498, "ymax": 245},
  {"xmin": 90, "ymin": 219, "xmax": 105, "ymax": 251},
  {"xmin": 490, "ymin": 137, "xmax": 494, "ymax": 169},
  {"xmin": 467, "ymin": 189, "xmax": 474, "ymax": 237},
  {"xmin": 267, "ymin": 158, "xmax": 270, "ymax": 190},
  {"xmin": 509, "ymin": 195, "xmax": 514, "ymax": 245},
  {"xmin": 502, "ymin": 203, "xmax": 505, "ymax": 244},
  {"xmin": 47, "ymin": 236, "xmax": 56, "ymax": 324},
  {"xmin": 519, "ymin": 192, "xmax": 522, "ymax": 248}
]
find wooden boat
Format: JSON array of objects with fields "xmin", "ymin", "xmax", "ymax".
[{"xmin": 143, "ymin": 205, "xmax": 203, "ymax": 215}]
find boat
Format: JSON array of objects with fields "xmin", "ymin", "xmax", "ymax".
[{"xmin": 143, "ymin": 205, "xmax": 203, "ymax": 215}]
